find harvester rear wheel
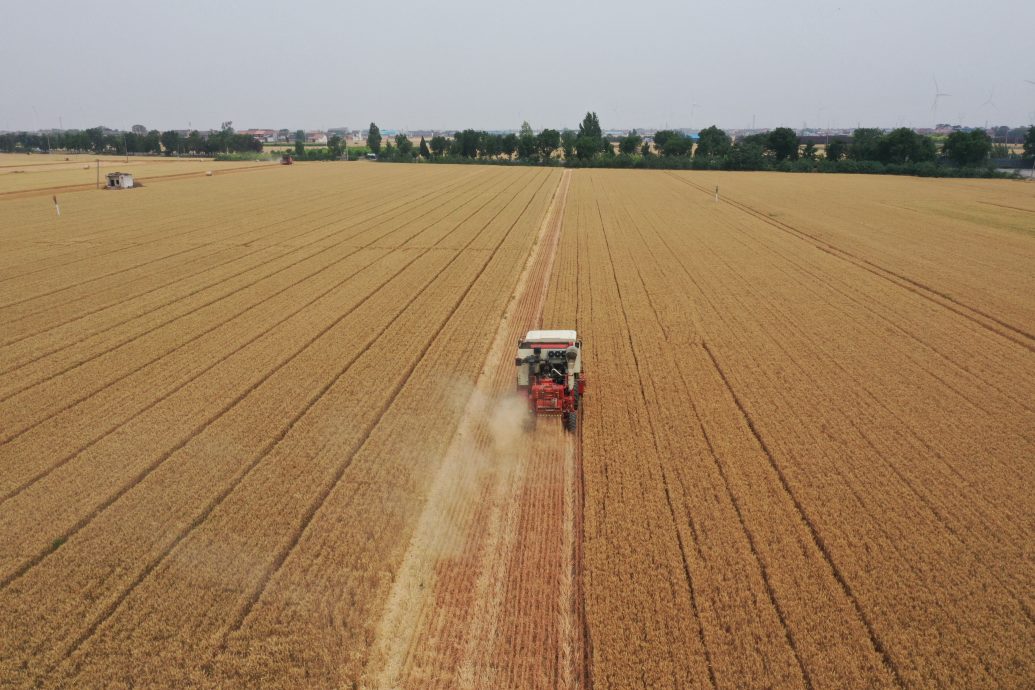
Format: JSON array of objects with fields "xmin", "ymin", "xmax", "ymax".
[{"xmin": 564, "ymin": 410, "xmax": 577, "ymax": 433}]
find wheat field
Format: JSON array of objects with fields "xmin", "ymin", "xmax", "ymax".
[{"xmin": 0, "ymin": 161, "xmax": 1032, "ymax": 688}]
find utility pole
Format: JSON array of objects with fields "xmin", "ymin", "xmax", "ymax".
[{"xmin": 96, "ymin": 159, "xmax": 100, "ymax": 189}]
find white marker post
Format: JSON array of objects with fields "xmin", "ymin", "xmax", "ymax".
[{"xmin": 53, "ymin": 195, "xmax": 61, "ymax": 217}]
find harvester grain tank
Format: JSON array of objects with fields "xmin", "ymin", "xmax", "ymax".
[{"xmin": 515, "ymin": 329, "xmax": 585, "ymax": 431}]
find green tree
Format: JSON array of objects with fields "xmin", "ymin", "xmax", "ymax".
[
  {"xmin": 419, "ymin": 136, "xmax": 431, "ymax": 159},
  {"xmin": 328, "ymin": 134, "xmax": 344, "ymax": 158},
  {"xmin": 943, "ymin": 130, "xmax": 992, "ymax": 166},
  {"xmin": 766, "ymin": 127, "xmax": 799, "ymax": 161},
  {"xmin": 143, "ymin": 130, "xmax": 162, "ymax": 154},
  {"xmin": 160, "ymin": 130, "xmax": 180, "ymax": 156},
  {"xmin": 578, "ymin": 112, "xmax": 602, "ymax": 139},
  {"xmin": 429, "ymin": 135, "xmax": 448, "ymax": 156},
  {"xmin": 848, "ymin": 128, "xmax": 883, "ymax": 161},
  {"xmin": 517, "ymin": 122, "xmax": 537, "ymax": 160},
  {"xmin": 694, "ymin": 125, "xmax": 731, "ymax": 158},
  {"xmin": 726, "ymin": 138, "xmax": 767, "ymax": 169},
  {"xmin": 876, "ymin": 127, "xmax": 935, "ymax": 164},
  {"xmin": 501, "ymin": 133, "xmax": 518, "ymax": 159},
  {"xmin": 1023, "ymin": 126, "xmax": 1035, "ymax": 158},
  {"xmin": 367, "ymin": 122, "xmax": 382, "ymax": 153},
  {"xmin": 654, "ymin": 130, "xmax": 691, "ymax": 156},
  {"xmin": 536, "ymin": 128, "xmax": 561, "ymax": 160},
  {"xmin": 801, "ymin": 142, "xmax": 817, "ymax": 160},
  {"xmin": 824, "ymin": 139, "xmax": 847, "ymax": 161},
  {"xmin": 86, "ymin": 127, "xmax": 106, "ymax": 152},
  {"xmin": 294, "ymin": 139, "xmax": 305, "ymax": 157},
  {"xmin": 395, "ymin": 134, "xmax": 414, "ymax": 158},
  {"xmin": 481, "ymin": 133, "xmax": 502, "ymax": 158},
  {"xmin": 619, "ymin": 130, "xmax": 642, "ymax": 155},
  {"xmin": 560, "ymin": 129, "xmax": 577, "ymax": 160},
  {"xmin": 640, "ymin": 140, "xmax": 653, "ymax": 157},
  {"xmin": 186, "ymin": 130, "xmax": 204, "ymax": 154},
  {"xmin": 294, "ymin": 129, "xmax": 305, "ymax": 143},
  {"xmin": 453, "ymin": 129, "xmax": 481, "ymax": 158},
  {"xmin": 574, "ymin": 112, "xmax": 604, "ymax": 160}
]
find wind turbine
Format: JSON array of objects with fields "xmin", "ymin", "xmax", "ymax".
[
  {"xmin": 931, "ymin": 76, "xmax": 951, "ymax": 125},
  {"xmin": 979, "ymin": 89, "xmax": 998, "ymax": 129},
  {"xmin": 980, "ymin": 89, "xmax": 997, "ymax": 111}
]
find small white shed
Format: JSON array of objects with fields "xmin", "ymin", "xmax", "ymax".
[{"xmin": 106, "ymin": 172, "xmax": 134, "ymax": 189}]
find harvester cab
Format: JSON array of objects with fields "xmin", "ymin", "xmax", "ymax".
[{"xmin": 515, "ymin": 329, "xmax": 585, "ymax": 432}]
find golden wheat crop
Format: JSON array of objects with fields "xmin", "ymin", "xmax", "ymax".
[{"xmin": 0, "ymin": 161, "xmax": 1032, "ymax": 689}]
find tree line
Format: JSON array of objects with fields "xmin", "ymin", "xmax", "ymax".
[
  {"xmin": 363, "ymin": 114, "xmax": 1035, "ymax": 177},
  {"xmin": 0, "ymin": 123, "xmax": 262, "ymax": 156}
]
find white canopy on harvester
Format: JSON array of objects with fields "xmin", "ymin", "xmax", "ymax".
[{"xmin": 524, "ymin": 329, "xmax": 577, "ymax": 342}]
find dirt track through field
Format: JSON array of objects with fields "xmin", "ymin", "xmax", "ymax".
[{"xmin": 365, "ymin": 170, "xmax": 586, "ymax": 689}]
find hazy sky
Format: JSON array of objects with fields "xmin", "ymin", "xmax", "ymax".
[{"xmin": 3, "ymin": 0, "xmax": 1033, "ymax": 132}]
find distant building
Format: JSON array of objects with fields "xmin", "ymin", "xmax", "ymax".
[
  {"xmin": 306, "ymin": 131, "xmax": 328, "ymax": 145},
  {"xmin": 238, "ymin": 129, "xmax": 277, "ymax": 142},
  {"xmin": 106, "ymin": 172, "xmax": 134, "ymax": 189}
]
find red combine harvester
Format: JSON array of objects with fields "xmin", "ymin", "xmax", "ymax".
[{"xmin": 515, "ymin": 329, "xmax": 585, "ymax": 432}]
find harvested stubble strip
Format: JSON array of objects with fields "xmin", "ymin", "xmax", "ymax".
[
  {"xmin": 201, "ymin": 170, "xmax": 561, "ymax": 690},
  {"xmin": 5, "ymin": 169, "xmax": 551, "ymax": 688}
]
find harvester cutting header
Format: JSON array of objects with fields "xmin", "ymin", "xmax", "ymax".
[{"xmin": 515, "ymin": 330, "xmax": 585, "ymax": 432}]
